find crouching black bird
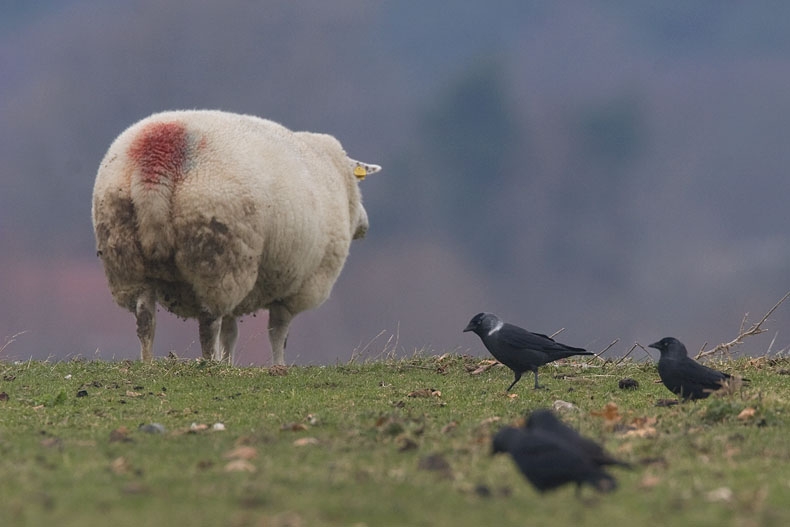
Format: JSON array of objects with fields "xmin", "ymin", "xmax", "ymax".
[
  {"xmin": 525, "ymin": 409, "xmax": 631, "ymax": 469},
  {"xmin": 648, "ymin": 337, "xmax": 749, "ymax": 400},
  {"xmin": 464, "ymin": 313, "xmax": 593, "ymax": 391},
  {"xmin": 492, "ymin": 425, "xmax": 617, "ymax": 495}
]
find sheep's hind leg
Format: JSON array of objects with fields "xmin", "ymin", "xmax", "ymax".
[
  {"xmin": 219, "ymin": 316, "xmax": 238, "ymax": 364},
  {"xmin": 268, "ymin": 304, "xmax": 293, "ymax": 366},
  {"xmin": 198, "ymin": 311, "xmax": 222, "ymax": 361},
  {"xmin": 136, "ymin": 289, "xmax": 157, "ymax": 361}
]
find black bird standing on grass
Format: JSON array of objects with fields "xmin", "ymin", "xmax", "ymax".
[
  {"xmin": 648, "ymin": 337, "xmax": 748, "ymax": 400},
  {"xmin": 464, "ymin": 313, "xmax": 593, "ymax": 391},
  {"xmin": 492, "ymin": 425, "xmax": 617, "ymax": 495},
  {"xmin": 525, "ymin": 409, "xmax": 631, "ymax": 469}
]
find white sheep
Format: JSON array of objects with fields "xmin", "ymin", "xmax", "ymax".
[{"xmin": 92, "ymin": 110, "xmax": 381, "ymax": 364}]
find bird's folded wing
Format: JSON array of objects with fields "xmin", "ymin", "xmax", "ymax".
[
  {"xmin": 499, "ymin": 323, "xmax": 557, "ymax": 348},
  {"xmin": 678, "ymin": 361, "xmax": 730, "ymax": 387}
]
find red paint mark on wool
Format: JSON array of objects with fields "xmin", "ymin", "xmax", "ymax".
[{"xmin": 128, "ymin": 121, "xmax": 189, "ymax": 186}]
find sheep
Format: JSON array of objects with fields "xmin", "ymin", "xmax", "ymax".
[{"xmin": 92, "ymin": 110, "xmax": 381, "ymax": 365}]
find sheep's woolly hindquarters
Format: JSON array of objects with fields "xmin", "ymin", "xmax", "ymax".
[{"xmin": 92, "ymin": 110, "xmax": 381, "ymax": 364}]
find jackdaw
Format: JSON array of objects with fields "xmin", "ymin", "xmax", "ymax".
[
  {"xmin": 492, "ymin": 426, "xmax": 617, "ymax": 495},
  {"xmin": 525, "ymin": 409, "xmax": 631, "ymax": 469},
  {"xmin": 648, "ymin": 337, "xmax": 748, "ymax": 400},
  {"xmin": 464, "ymin": 313, "xmax": 593, "ymax": 390}
]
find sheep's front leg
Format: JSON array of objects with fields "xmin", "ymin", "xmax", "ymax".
[
  {"xmin": 268, "ymin": 304, "xmax": 293, "ymax": 366},
  {"xmin": 219, "ymin": 316, "xmax": 238, "ymax": 364},
  {"xmin": 136, "ymin": 289, "xmax": 157, "ymax": 361},
  {"xmin": 198, "ymin": 312, "xmax": 222, "ymax": 360}
]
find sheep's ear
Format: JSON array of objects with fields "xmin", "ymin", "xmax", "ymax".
[{"xmin": 349, "ymin": 158, "xmax": 382, "ymax": 181}]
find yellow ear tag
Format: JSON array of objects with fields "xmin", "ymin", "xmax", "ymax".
[{"xmin": 354, "ymin": 165, "xmax": 367, "ymax": 180}]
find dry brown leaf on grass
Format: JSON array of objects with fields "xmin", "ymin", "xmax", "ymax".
[
  {"xmin": 293, "ymin": 437, "xmax": 320, "ymax": 447},
  {"xmin": 109, "ymin": 426, "xmax": 131, "ymax": 443},
  {"xmin": 110, "ymin": 456, "xmax": 132, "ymax": 475},
  {"xmin": 440, "ymin": 421, "xmax": 458, "ymax": 434},
  {"xmin": 737, "ymin": 407, "xmax": 757, "ymax": 421},
  {"xmin": 125, "ymin": 390, "xmax": 143, "ymax": 398},
  {"xmin": 280, "ymin": 422, "xmax": 308, "ymax": 432},
  {"xmin": 512, "ymin": 416, "xmax": 527, "ymax": 428},
  {"xmin": 620, "ymin": 416, "xmax": 658, "ymax": 438},
  {"xmin": 223, "ymin": 446, "xmax": 258, "ymax": 460},
  {"xmin": 478, "ymin": 416, "xmax": 501, "ymax": 427},
  {"xmin": 434, "ymin": 354, "xmax": 453, "ymax": 374},
  {"xmin": 616, "ymin": 442, "xmax": 634, "ymax": 455},
  {"xmin": 591, "ymin": 402, "xmax": 622, "ymax": 425},
  {"xmin": 468, "ymin": 360, "xmax": 499, "ymax": 375},
  {"xmin": 747, "ymin": 357, "xmax": 768, "ymax": 369},
  {"xmin": 639, "ymin": 474, "xmax": 662, "ymax": 489},
  {"xmin": 223, "ymin": 446, "xmax": 258, "ymax": 473},
  {"xmin": 374, "ymin": 415, "xmax": 391, "ymax": 427},
  {"xmin": 224, "ymin": 459, "xmax": 256, "ymax": 473},
  {"xmin": 407, "ymin": 388, "xmax": 441, "ymax": 398}
]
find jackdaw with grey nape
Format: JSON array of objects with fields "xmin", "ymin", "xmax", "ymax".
[{"xmin": 464, "ymin": 313, "xmax": 592, "ymax": 391}]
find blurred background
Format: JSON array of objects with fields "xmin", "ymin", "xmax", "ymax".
[{"xmin": 1, "ymin": 1, "xmax": 789, "ymax": 365}]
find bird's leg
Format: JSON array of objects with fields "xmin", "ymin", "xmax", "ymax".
[
  {"xmin": 533, "ymin": 369, "xmax": 546, "ymax": 390},
  {"xmin": 506, "ymin": 372, "xmax": 522, "ymax": 392}
]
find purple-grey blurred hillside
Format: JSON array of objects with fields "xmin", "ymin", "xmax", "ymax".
[{"xmin": 1, "ymin": 1, "xmax": 789, "ymax": 364}]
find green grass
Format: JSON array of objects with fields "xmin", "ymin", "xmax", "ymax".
[{"xmin": 0, "ymin": 355, "xmax": 788, "ymax": 527}]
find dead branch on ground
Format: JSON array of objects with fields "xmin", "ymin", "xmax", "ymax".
[{"xmin": 695, "ymin": 290, "xmax": 790, "ymax": 360}]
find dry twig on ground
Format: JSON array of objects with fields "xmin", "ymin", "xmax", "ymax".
[
  {"xmin": 695, "ymin": 290, "xmax": 790, "ymax": 360},
  {"xmin": 592, "ymin": 338, "xmax": 620, "ymax": 361},
  {"xmin": 615, "ymin": 343, "xmax": 640, "ymax": 365}
]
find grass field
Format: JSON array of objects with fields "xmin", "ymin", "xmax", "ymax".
[{"xmin": 0, "ymin": 354, "xmax": 788, "ymax": 527}]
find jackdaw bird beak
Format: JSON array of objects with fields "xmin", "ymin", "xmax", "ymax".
[
  {"xmin": 463, "ymin": 323, "xmax": 475, "ymax": 333},
  {"xmin": 647, "ymin": 341, "xmax": 660, "ymax": 350}
]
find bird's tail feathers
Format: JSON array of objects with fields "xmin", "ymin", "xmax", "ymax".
[{"xmin": 558, "ymin": 349, "xmax": 593, "ymax": 358}]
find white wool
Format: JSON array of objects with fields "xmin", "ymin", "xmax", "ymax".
[{"xmin": 92, "ymin": 110, "xmax": 380, "ymax": 365}]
